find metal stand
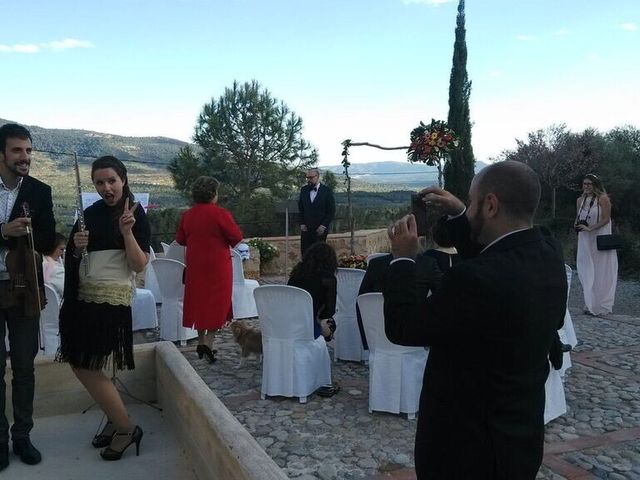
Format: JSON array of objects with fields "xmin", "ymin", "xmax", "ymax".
[
  {"xmin": 82, "ymin": 354, "xmax": 162, "ymax": 416},
  {"xmin": 284, "ymin": 206, "xmax": 289, "ymax": 284},
  {"xmin": 275, "ymin": 200, "xmax": 299, "ymax": 282}
]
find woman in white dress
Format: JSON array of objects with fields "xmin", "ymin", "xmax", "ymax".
[
  {"xmin": 42, "ymin": 233, "xmax": 66, "ymax": 299},
  {"xmin": 574, "ymin": 174, "xmax": 618, "ymax": 316}
]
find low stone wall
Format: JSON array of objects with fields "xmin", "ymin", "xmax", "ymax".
[
  {"xmin": 19, "ymin": 343, "xmax": 287, "ymax": 480},
  {"xmin": 249, "ymin": 229, "xmax": 390, "ymax": 276},
  {"xmin": 156, "ymin": 342, "xmax": 287, "ymax": 480}
]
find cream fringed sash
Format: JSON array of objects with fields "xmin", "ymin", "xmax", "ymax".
[{"xmin": 77, "ymin": 249, "xmax": 135, "ymax": 306}]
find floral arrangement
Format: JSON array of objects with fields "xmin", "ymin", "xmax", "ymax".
[
  {"xmin": 338, "ymin": 254, "xmax": 367, "ymax": 270},
  {"xmin": 407, "ymin": 119, "xmax": 460, "ymax": 165},
  {"xmin": 247, "ymin": 238, "xmax": 279, "ymax": 264}
]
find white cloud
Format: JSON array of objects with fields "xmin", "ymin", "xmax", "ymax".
[
  {"xmin": 402, "ymin": 0, "xmax": 455, "ymax": 6},
  {"xmin": 515, "ymin": 35, "xmax": 538, "ymax": 42},
  {"xmin": 6, "ymin": 43, "xmax": 40, "ymax": 53},
  {"xmin": 44, "ymin": 38, "xmax": 95, "ymax": 51},
  {"xmin": 554, "ymin": 28, "xmax": 571, "ymax": 36},
  {"xmin": 0, "ymin": 38, "xmax": 93, "ymax": 54},
  {"xmin": 620, "ymin": 23, "xmax": 638, "ymax": 31}
]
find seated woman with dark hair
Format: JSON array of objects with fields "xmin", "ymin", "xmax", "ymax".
[
  {"xmin": 287, "ymin": 242, "xmax": 338, "ymax": 341},
  {"xmin": 423, "ymin": 221, "xmax": 460, "ymax": 273}
]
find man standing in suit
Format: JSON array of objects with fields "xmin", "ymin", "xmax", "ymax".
[
  {"xmin": 298, "ymin": 168, "xmax": 335, "ymax": 255},
  {"xmin": 384, "ymin": 161, "xmax": 567, "ymax": 479},
  {"xmin": 0, "ymin": 124, "xmax": 55, "ymax": 470}
]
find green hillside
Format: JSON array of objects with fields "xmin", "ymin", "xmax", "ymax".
[{"xmin": 0, "ymin": 118, "xmax": 189, "ymax": 231}]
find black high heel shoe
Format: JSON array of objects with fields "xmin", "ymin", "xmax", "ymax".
[
  {"xmin": 196, "ymin": 344, "xmax": 217, "ymax": 363},
  {"xmin": 92, "ymin": 420, "xmax": 116, "ymax": 448},
  {"xmin": 100, "ymin": 425, "xmax": 143, "ymax": 461}
]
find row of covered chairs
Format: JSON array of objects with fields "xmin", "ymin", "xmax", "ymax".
[
  {"xmin": 148, "ymin": 244, "xmax": 259, "ymax": 344},
  {"xmin": 254, "ymin": 284, "xmax": 427, "ymax": 417},
  {"xmin": 254, "ymin": 262, "xmax": 578, "ymax": 422}
]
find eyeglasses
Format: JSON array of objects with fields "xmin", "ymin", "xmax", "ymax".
[
  {"xmin": 306, "ymin": 175, "xmax": 317, "ymax": 179},
  {"xmin": 582, "ymin": 182, "xmax": 593, "ymax": 186}
]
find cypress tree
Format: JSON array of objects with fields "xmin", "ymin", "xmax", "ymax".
[{"xmin": 444, "ymin": 0, "xmax": 475, "ymax": 200}]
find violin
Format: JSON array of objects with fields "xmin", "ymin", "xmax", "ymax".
[{"xmin": 5, "ymin": 202, "xmax": 46, "ymax": 316}]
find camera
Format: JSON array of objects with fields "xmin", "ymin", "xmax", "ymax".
[
  {"xmin": 411, "ymin": 193, "xmax": 429, "ymax": 236},
  {"xmin": 575, "ymin": 219, "xmax": 588, "ymax": 233}
]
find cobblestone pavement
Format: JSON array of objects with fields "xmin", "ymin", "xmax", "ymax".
[{"xmin": 136, "ymin": 272, "xmax": 640, "ymax": 479}]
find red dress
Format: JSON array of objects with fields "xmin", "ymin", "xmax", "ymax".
[{"xmin": 176, "ymin": 203, "xmax": 243, "ymax": 330}]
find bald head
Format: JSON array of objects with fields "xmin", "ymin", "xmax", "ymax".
[{"xmin": 474, "ymin": 161, "xmax": 541, "ymax": 222}]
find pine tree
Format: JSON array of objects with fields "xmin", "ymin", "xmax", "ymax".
[{"xmin": 444, "ymin": 0, "xmax": 475, "ymax": 200}]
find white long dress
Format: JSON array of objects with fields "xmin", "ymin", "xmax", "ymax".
[{"xmin": 576, "ymin": 195, "xmax": 618, "ymax": 315}]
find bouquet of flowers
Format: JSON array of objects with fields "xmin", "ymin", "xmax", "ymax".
[
  {"xmin": 338, "ymin": 254, "xmax": 368, "ymax": 270},
  {"xmin": 247, "ymin": 238, "xmax": 279, "ymax": 264},
  {"xmin": 407, "ymin": 119, "xmax": 460, "ymax": 165}
]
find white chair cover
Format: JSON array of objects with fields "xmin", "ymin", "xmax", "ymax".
[
  {"xmin": 132, "ymin": 288, "xmax": 158, "ymax": 331},
  {"xmin": 40, "ymin": 285, "xmax": 61, "ymax": 357},
  {"xmin": 144, "ymin": 246, "xmax": 162, "ymax": 304},
  {"xmin": 357, "ymin": 293, "xmax": 428, "ymax": 419},
  {"xmin": 161, "ymin": 242, "xmax": 171, "ymax": 255},
  {"xmin": 366, "ymin": 253, "xmax": 388, "ymax": 265},
  {"xmin": 544, "ymin": 363, "xmax": 567, "ymax": 424},
  {"xmin": 543, "ymin": 264, "xmax": 576, "ymax": 423},
  {"xmin": 231, "ymin": 248, "xmax": 259, "ymax": 319},
  {"xmin": 254, "ymin": 285, "xmax": 331, "ymax": 403},
  {"xmin": 165, "ymin": 241, "xmax": 186, "ymax": 263},
  {"xmin": 334, "ymin": 268, "xmax": 367, "ymax": 362},
  {"xmin": 151, "ymin": 258, "xmax": 196, "ymax": 343}
]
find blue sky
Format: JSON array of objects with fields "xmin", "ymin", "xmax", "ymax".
[{"xmin": 2, "ymin": 0, "xmax": 638, "ymax": 166}]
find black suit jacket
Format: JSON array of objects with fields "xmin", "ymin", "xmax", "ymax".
[
  {"xmin": 0, "ymin": 176, "xmax": 56, "ymax": 254},
  {"xmin": 298, "ymin": 183, "xmax": 335, "ymax": 231},
  {"xmin": 360, "ymin": 253, "xmax": 442, "ymax": 298},
  {"xmin": 384, "ymin": 216, "xmax": 567, "ymax": 479},
  {"xmin": 356, "ymin": 253, "xmax": 442, "ymax": 350}
]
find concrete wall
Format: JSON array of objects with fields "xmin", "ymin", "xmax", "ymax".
[
  {"xmin": 252, "ymin": 228, "xmax": 390, "ymax": 276},
  {"xmin": 8, "ymin": 345, "xmax": 157, "ymax": 419},
  {"xmin": 155, "ymin": 342, "xmax": 288, "ymax": 480},
  {"xmin": 5, "ymin": 343, "xmax": 287, "ymax": 480}
]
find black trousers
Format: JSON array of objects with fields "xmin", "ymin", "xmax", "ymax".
[
  {"xmin": 300, "ymin": 228, "xmax": 329, "ymax": 256},
  {"xmin": 0, "ymin": 281, "xmax": 39, "ymax": 444}
]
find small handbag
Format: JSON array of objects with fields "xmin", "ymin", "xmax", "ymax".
[{"xmin": 596, "ymin": 234, "xmax": 623, "ymax": 251}]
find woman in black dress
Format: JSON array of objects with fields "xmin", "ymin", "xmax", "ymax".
[
  {"xmin": 287, "ymin": 242, "xmax": 338, "ymax": 341},
  {"xmin": 58, "ymin": 156, "xmax": 150, "ymax": 461}
]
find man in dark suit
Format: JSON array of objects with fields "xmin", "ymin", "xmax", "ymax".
[
  {"xmin": 356, "ymin": 252, "xmax": 442, "ymax": 350},
  {"xmin": 0, "ymin": 124, "xmax": 55, "ymax": 470},
  {"xmin": 384, "ymin": 161, "xmax": 567, "ymax": 479},
  {"xmin": 298, "ymin": 168, "xmax": 335, "ymax": 255}
]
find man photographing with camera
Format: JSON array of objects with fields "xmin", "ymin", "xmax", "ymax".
[{"xmin": 384, "ymin": 161, "xmax": 567, "ymax": 479}]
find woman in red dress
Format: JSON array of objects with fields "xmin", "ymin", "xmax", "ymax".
[{"xmin": 176, "ymin": 176, "xmax": 243, "ymax": 363}]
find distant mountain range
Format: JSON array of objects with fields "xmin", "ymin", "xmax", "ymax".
[
  {"xmin": 0, "ymin": 118, "xmax": 188, "ymax": 165},
  {"xmin": 1, "ymin": 118, "xmax": 487, "ymax": 191},
  {"xmin": 324, "ymin": 160, "xmax": 489, "ymax": 188}
]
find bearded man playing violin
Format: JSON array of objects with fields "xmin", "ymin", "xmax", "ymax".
[{"xmin": 0, "ymin": 123, "xmax": 55, "ymax": 471}]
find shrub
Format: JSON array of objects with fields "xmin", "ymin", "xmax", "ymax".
[{"xmin": 247, "ymin": 238, "xmax": 279, "ymax": 264}]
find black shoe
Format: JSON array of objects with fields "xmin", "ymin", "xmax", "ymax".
[
  {"xmin": 196, "ymin": 344, "xmax": 217, "ymax": 363},
  {"xmin": 12, "ymin": 438, "xmax": 41, "ymax": 465},
  {"xmin": 100, "ymin": 425, "xmax": 143, "ymax": 461},
  {"xmin": 92, "ymin": 420, "xmax": 116, "ymax": 448},
  {"xmin": 0, "ymin": 444, "xmax": 8, "ymax": 471}
]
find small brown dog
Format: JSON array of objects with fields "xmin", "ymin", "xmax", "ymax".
[{"xmin": 230, "ymin": 321, "xmax": 263, "ymax": 368}]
